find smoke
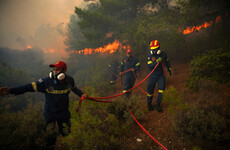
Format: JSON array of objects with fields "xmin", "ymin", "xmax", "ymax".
[{"xmin": 0, "ymin": 0, "xmax": 87, "ymax": 64}]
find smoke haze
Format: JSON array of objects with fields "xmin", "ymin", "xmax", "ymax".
[{"xmin": 0, "ymin": 0, "xmax": 86, "ymax": 64}]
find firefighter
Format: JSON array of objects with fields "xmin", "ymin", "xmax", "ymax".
[
  {"xmin": 108, "ymin": 57, "xmax": 120, "ymax": 84},
  {"xmin": 120, "ymin": 49, "xmax": 140, "ymax": 98},
  {"xmin": 0, "ymin": 61, "xmax": 87, "ymax": 136},
  {"xmin": 147, "ymin": 40, "xmax": 171, "ymax": 112}
]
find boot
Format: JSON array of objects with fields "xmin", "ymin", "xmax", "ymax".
[
  {"xmin": 155, "ymin": 103, "xmax": 163, "ymax": 112},
  {"xmin": 148, "ymin": 103, "xmax": 154, "ymax": 111},
  {"xmin": 125, "ymin": 92, "xmax": 132, "ymax": 99}
]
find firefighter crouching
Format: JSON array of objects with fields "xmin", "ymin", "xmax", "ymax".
[
  {"xmin": 120, "ymin": 49, "xmax": 140, "ymax": 98},
  {"xmin": 0, "ymin": 61, "xmax": 87, "ymax": 136},
  {"xmin": 147, "ymin": 40, "xmax": 172, "ymax": 112}
]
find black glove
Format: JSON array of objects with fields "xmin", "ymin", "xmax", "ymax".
[{"xmin": 168, "ymin": 68, "xmax": 172, "ymax": 76}]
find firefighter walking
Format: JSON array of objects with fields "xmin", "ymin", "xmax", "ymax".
[
  {"xmin": 120, "ymin": 49, "xmax": 140, "ymax": 98},
  {"xmin": 147, "ymin": 40, "xmax": 171, "ymax": 111}
]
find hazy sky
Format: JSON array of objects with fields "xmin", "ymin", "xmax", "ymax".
[{"xmin": 0, "ymin": 0, "xmax": 86, "ymax": 63}]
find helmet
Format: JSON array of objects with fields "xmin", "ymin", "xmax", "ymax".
[
  {"xmin": 150, "ymin": 40, "xmax": 160, "ymax": 49},
  {"xmin": 149, "ymin": 40, "xmax": 161, "ymax": 55},
  {"xmin": 126, "ymin": 49, "xmax": 132, "ymax": 54}
]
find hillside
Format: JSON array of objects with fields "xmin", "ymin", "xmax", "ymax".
[{"xmin": 120, "ymin": 63, "xmax": 230, "ymax": 150}]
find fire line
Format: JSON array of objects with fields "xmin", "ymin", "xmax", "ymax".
[{"xmin": 181, "ymin": 16, "xmax": 222, "ymax": 34}]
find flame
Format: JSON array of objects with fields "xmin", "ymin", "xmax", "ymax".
[
  {"xmin": 181, "ymin": 16, "xmax": 222, "ymax": 34},
  {"xmin": 75, "ymin": 40, "xmax": 129, "ymax": 55},
  {"xmin": 27, "ymin": 45, "xmax": 32, "ymax": 49},
  {"xmin": 41, "ymin": 48, "xmax": 55, "ymax": 53},
  {"xmin": 49, "ymin": 49, "xmax": 54, "ymax": 53}
]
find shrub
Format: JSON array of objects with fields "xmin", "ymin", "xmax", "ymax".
[
  {"xmin": 173, "ymin": 104, "xmax": 227, "ymax": 142},
  {"xmin": 0, "ymin": 103, "xmax": 57, "ymax": 150},
  {"xmin": 107, "ymin": 95, "xmax": 146, "ymax": 122},
  {"xmin": 185, "ymin": 48, "xmax": 230, "ymax": 91},
  {"xmin": 60, "ymin": 94, "xmax": 146, "ymax": 150},
  {"xmin": 163, "ymin": 86, "xmax": 189, "ymax": 115}
]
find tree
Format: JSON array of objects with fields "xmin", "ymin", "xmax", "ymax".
[{"xmin": 70, "ymin": 0, "xmax": 160, "ymax": 49}]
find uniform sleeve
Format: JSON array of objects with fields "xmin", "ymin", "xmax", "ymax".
[
  {"xmin": 117, "ymin": 62, "xmax": 120, "ymax": 69},
  {"xmin": 10, "ymin": 78, "xmax": 46, "ymax": 95},
  {"xmin": 134, "ymin": 58, "xmax": 140, "ymax": 71},
  {"xmin": 120, "ymin": 59, "xmax": 124, "ymax": 72},
  {"xmin": 164, "ymin": 53, "xmax": 172, "ymax": 71},
  {"xmin": 71, "ymin": 78, "xmax": 84, "ymax": 97}
]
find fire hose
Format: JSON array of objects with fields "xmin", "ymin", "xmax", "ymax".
[
  {"xmin": 76, "ymin": 61, "xmax": 168, "ymax": 150},
  {"xmin": 87, "ymin": 62, "xmax": 160, "ymax": 101}
]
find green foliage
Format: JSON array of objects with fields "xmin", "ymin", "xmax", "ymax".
[
  {"xmin": 173, "ymin": 104, "xmax": 227, "ymax": 142},
  {"xmin": 107, "ymin": 95, "xmax": 146, "ymax": 122},
  {"xmin": 163, "ymin": 86, "xmax": 189, "ymax": 115},
  {"xmin": 60, "ymin": 89, "xmax": 146, "ymax": 149},
  {"xmin": 192, "ymin": 146, "xmax": 203, "ymax": 150},
  {"xmin": 0, "ymin": 63, "xmax": 45, "ymax": 112},
  {"xmin": 0, "ymin": 63, "xmax": 30, "ymax": 87},
  {"xmin": 62, "ymin": 101, "xmax": 121, "ymax": 149},
  {"xmin": 185, "ymin": 47, "xmax": 230, "ymax": 91},
  {"xmin": 119, "ymin": 10, "xmax": 186, "ymax": 62},
  {"xmin": 0, "ymin": 103, "xmax": 57, "ymax": 150},
  {"xmin": 72, "ymin": 56, "xmax": 116, "ymax": 97}
]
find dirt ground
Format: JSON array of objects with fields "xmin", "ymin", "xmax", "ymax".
[{"xmin": 120, "ymin": 63, "xmax": 199, "ymax": 150}]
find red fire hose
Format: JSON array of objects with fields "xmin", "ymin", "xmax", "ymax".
[
  {"xmin": 86, "ymin": 62, "xmax": 160, "ymax": 101},
  {"xmin": 76, "ymin": 61, "xmax": 168, "ymax": 150},
  {"xmin": 128, "ymin": 108, "xmax": 168, "ymax": 150}
]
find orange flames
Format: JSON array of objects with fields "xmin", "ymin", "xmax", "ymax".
[
  {"xmin": 42, "ymin": 48, "xmax": 55, "ymax": 53},
  {"xmin": 27, "ymin": 45, "xmax": 32, "ymax": 49},
  {"xmin": 74, "ymin": 40, "xmax": 129, "ymax": 55},
  {"xmin": 181, "ymin": 16, "xmax": 222, "ymax": 34}
]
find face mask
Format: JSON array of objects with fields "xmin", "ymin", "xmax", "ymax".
[
  {"xmin": 150, "ymin": 49, "xmax": 161, "ymax": 55},
  {"xmin": 49, "ymin": 71, "xmax": 65, "ymax": 80}
]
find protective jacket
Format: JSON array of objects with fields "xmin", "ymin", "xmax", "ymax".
[
  {"xmin": 10, "ymin": 75, "xmax": 84, "ymax": 122},
  {"xmin": 147, "ymin": 51, "xmax": 171, "ymax": 104},
  {"xmin": 120, "ymin": 56, "xmax": 140, "ymax": 94},
  {"xmin": 147, "ymin": 51, "xmax": 171, "ymax": 76}
]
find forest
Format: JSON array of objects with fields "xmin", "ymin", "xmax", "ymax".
[{"xmin": 0, "ymin": 0, "xmax": 230, "ymax": 149}]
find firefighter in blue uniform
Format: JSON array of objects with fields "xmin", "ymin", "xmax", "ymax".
[
  {"xmin": 108, "ymin": 57, "xmax": 120, "ymax": 84},
  {"xmin": 147, "ymin": 40, "xmax": 171, "ymax": 112},
  {"xmin": 0, "ymin": 61, "xmax": 86, "ymax": 136},
  {"xmin": 120, "ymin": 49, "xmax": 140, "ymax": 98}
]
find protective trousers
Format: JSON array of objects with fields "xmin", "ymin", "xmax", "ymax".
[
  {"xmin": 45, "ymin": 117, "xmax": 71, "ymax": 136},
  {"xmin": 123, "ymin": 74, "xmax": 135, "ymax": 96},
  {"xmin": 110, "ymin": 73, "xmax": 117, "ymax": 84},
  {"xmin": 147, "ymin": 74, "xmax": 165, "ymax": 105}
]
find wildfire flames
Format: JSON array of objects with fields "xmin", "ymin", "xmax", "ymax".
[
  {"xmin": 22, "ymin": 15, "xmax": 225, "ymax": 56},
  {"xmin": 27, "ymin": 45, "xmax": 32, "ymax": 49},
  {"xmin": 23, "ymin": 45, "xmax": 55, "ymax": 53},
  {"xmin": 42, "ymin": 48, "xmax": 55, "ymax": 53},
  {"xmin": 74, "ymin": 40, "xmax": 130, "ymax": 55},
  {"xmin": 181, "ymin": 16, "xmax": 222, "ymax": 34}
]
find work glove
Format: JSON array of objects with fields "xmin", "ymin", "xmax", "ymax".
[
  {"xmin": 168, "ymin": 68, "xmax": 172, "ymax": 76},
  {"xmin": 0, "ymin": 87, "xmax": 10, "ymax": 96},
  {"xmin": 82, "ymin": 94, "xmax": 87, "ymax": 98}
]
